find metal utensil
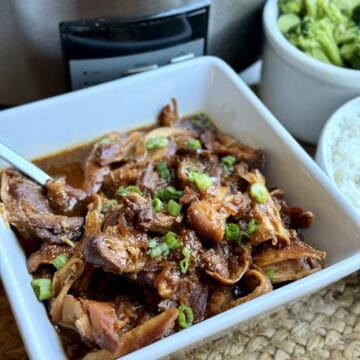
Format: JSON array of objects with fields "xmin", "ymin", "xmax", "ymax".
[{"xmin": 0, "ymin": 142, "xmax": 51, "ymax": 186}]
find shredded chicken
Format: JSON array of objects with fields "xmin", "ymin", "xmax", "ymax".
[{"xmin": 0, "ymin": 100, "xmax": 326, "ymax": 358}]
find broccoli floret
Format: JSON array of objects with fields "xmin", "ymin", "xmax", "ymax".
[
  {"xmin": 279, "ymin": 0, "xmax": 304, "ymax": 14},
  {"xmin": 278, "ymin": 13, "xmax": 301, "ymax": 33},
  {"xmin": 306, "ymin": 47, "xmax": 332, "ymax": 62},
  {"xmin": 340, "ymin": 41, "xmax": 360, "ymax": 68},
  {"xmin": 304, "ymin": 0, "xmax": 318, "ymax": 17},
  {"xmin": 352, "ymin": 4, "xmax": 360, "ymax": 24},
  {"xmin": 278, "ymin": 0, "xmax": 360, "ymax": 68}
]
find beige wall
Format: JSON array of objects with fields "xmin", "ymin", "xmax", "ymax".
[{"xmin": 0, "ymin": 0, "xmax": 264, "ymax": 105}]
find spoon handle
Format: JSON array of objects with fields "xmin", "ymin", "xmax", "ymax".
[{"xmin": 0, "ymin": 142, "xmax": 51, "ymax": 186}]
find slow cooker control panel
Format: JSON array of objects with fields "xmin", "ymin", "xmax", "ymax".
[{"xmin": 60, "ymin": 5, "xmax": 209, "ymax": 90}]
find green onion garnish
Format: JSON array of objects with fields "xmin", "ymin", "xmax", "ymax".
[
  {"xmin": 179, "ymin": 247, "xmax": 190, "ymax": 274},
  {"xmin": 167, "ymin": 199, "xmax": 182, "ymax": 217},
  {"xmin": 221, "ymin": 155, "xmax": 236, "ymax": 175},
  {"xmin": 31, "ymin": 278, "xmax": 53, "ymax": 301},
  {"xmin": 149, "ymin": 243, "xmax": 169, "ymax": 258},
  {"xmin": 178, "ymin": 304, "xmax": 194, "ymax": 329},
  {"xmin": 51, "ymin": 254, "xmax": 69, "ymax": 270},
  {"xmin": 152, "ymin": 197, "xmax": 163, "ymax": 212},
  {"xmin": 250, "ymin": 183, "xmax": 268, "ymax": 203},
  {"xmin": 117, "ymin": 185, "xmax": 142, "ymax": 197},
  {"xmin": 145, "ymin": 136, "xmax": 169, "ymax": 150},
  {"xmin": 188, "ymin": 169, "xmax": 213, "ymax": 191},
  {"xmin": 193, "ymin": 114, "xmax": 210, "ymax": 128},
  {"xmin": 246, "ymin": 219, "xmax": 259, "ymax": 236},
  {"xmin": 101, "ymin": 199, "xmax": 118, "ymax": 213},
  {"xmin": 156, "ymin": 161, "xmax": 171, "ymax": 180},
  {"xmin": 225, "ymin": 223, "xmax": 241, "ymax": 242},
  {"xmin": 187, "ymin": 138, "xmax": 202, "ymax": 150},
  {"xmin": 266, "ymin": 268, "xmax": 274, "ymax": 282},
  {"xmin": 148, "ymin": 239, "xmax": 158, "ymax": 249},
  {"xmin": 164, "ymin": 231, "xmax": 181, "ymax": 250},
  {"xmin": 157, "ymin": 186, "xmax": 183, "ymax": 202}
]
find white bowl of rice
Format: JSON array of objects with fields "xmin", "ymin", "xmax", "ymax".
[{"xmin": 316, "ymin": 97, "xmax": 360, "ymax": 213}]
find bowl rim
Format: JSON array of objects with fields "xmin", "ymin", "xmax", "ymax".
[
  {"xmin": 316, "ymin": 95, "xmax": 360, "ymax": 183},
  {"xmin": 263, "ymin": 0, "xmax": 360, "ymax": 86}
]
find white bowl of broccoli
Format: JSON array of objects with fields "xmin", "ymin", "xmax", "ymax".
[{"xmin": 260, "ymin": 0, "xmax": 360, "ymax": 144}]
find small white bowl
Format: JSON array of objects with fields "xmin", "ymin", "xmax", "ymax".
[
  {"xmin": 260, "ymin": 0, "xmax": 360, "ymax": 144},
  {"xmin": 316, "ymin": 96, "xmax": 360, "ymax": 213}
]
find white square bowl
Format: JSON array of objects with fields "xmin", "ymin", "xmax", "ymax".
[{"xmin": 0, "ymin": 56, "xmax": 360, "ymax": 360}]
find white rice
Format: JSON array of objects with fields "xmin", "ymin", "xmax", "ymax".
[{"xmin": 327, "ymin": 114, "xmax": 360, "ymax": 210}]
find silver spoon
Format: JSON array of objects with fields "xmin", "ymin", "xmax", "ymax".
[{"xmin": 0, "ymin": 142, "xmax": 52, "ymax": 186}]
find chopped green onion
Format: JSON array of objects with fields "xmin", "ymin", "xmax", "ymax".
[
  {"xmin": 157, "ymin": 186, "xmax": 183, "ymax": 202},
  {"xmin": 265, "ymin": 268, "xmax": 274, "ymax": 282},
  {"xmin": 178, "ymin": 304, "xmax": 194, "ymax": 329},
  {"xmin": 51, "ymin": 254, "xmax": 69, "ymax": 270},
  {"xmin": 246, "ymin": 219, "xmax": 259, "ymax": 236},
  {"xmin": 101, "ymin": 199, "xmax": 118, "ymax": 213},
  {"xmin": 167, "ymin": 199, "xmax": 182, "ymax": 217},
  {"xmin": 221, "ymin": 155, "xmax": 236, "ymax": 167},
  {"xmin": 250, "ymin": 183, "xmax": 268, "ymax": 203},
  {"xmin": 193, "ymin": 114, "xmax": 210, "ymax": 128},
  {"xmin": 225, "ymin": 223, "xmax": 241, "ymax": 242},
  {"xmin": 164, "ymin": 231, "xmax": 181, "ymax": 250},
  {"xmin": 31, "ymin": 278, "xmax": 53, "ymax": 301},
  {"xmin": 149, "ymin": 243, "xmax": 169, "ymax": 258},
  {"xmin": 188, "ymin": 169, "xmax": 213, "ymax": 191},
  {"xmin": 152, "ymin": 197, "xmax": 163, "ymax": 212},
  {"xmin": 117, "ymin": 185, "xmax": 142, "ymax": 197},
  {"xmin": 179, "ymin": 247, "xmax": 190, "ymax": 274},
  {"xmin": 156, "ymin": 162, "xmax": 171, "ymax": 180},
  {"xmin": 145, "ymin": 136, "xmax": 168, "ymax": 150},
  {"xmin": 148, "ymin": 239, "xmax": 158, "ymax": 249},
  {"xmin": 221, "ymin": 155, "xmax": 236, "ymax": 175},
  {"xmin": 187, "ymin": 138, "xmax": 202, "ymax": 150}
]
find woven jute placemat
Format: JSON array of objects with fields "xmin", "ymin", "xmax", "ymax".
[{"xmin": 1, "ymin": 271, "xmax": 360, "ymax": 359}]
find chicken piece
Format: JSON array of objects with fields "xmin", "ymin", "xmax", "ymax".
[
  {"xmin": 82, "ymin": 308, "xmax": 179, "ymax": 360},
  {"xmin": 207, "ymin": 267, "xmax": 272, "ymax": 315},
  {"xmin": 187, "ymin": 199, "xmax": 229, "ymax": 244},
  {"xmin": 51, "ymin": 250, "xmax": 86, "ymax": 323},
  {"xmin": 46, "ymin": 177, "xmax": 87, "ymax": 214},
  {"xmin": 176, "ymin": 272, "xmax": 209, "ymax": 322},
  {"xmin": 201, "ymin": 130, "xmax": 265, "ymax": 169},
  {"xmin": 265, "ymin": 258, "xmax": 323, "ymax": 284},
  {"xmin": 271, "ymin": 188, "xmax": 315, "ymax": 230},
  {"xmin": 202, "ymin": 244, "xmax": 252, "ymax": 285},
  {"xmin": 92, "ymin": 131, "xmax": 145, "ymax": 166},
  {"xmin": 81, "ymin": 299, "xmax": 123, "ymax": 352},
  {"xmin": 158, "ymin": 98, "xmax": 178, "ymax": 127},
  {"xmin": 0, "ymin": 170, "xmax": 84, "ymax": 244},
  {"xmin": 27, "ymin": 243, "xmax": 74, "ymax": 273},
  {"xmin": 122, "ymin": 192, "xmax": 176, "ymax": 234},
  {"xmin": 154, "ymin": 262, "xmax": 181, "ymax": 299},
  {"xmin": 253, "ymin": 236, "xmax": 326, "ymax": 267},
  {"xmin": 177, "ymin": 151, "xmax": 221, "ymax": 189},
  {"xmin": 83, "ymin": 194, "xmax": 149, "ymax": 273},
  {"xmin": 59, "ymin": 296, "xmax": 131, "ymax": 353},
  {"xmin": 103, "ymin": 162, "xmax": 141, "ymax": 195},
  {"xmin": 84, "ymin": 228, "xmax": 149, "ymax": 273},
  {"xmin": 60, "ymin": 295, "xmax": 94, "ymax": 345},
  {"xmin": 137, "ymin": 162, "xmax": 168, "ymax": 196},
  {"xmin": 251, "ymin": 199, "xmax": 291, "ymax": 246},
  {"xmin": 83, "ymin": 159, "xmax": 110, "ymax": 195}
]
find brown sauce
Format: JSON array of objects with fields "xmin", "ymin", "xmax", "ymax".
[{"xmin": 33, "ymin": 143, "xmax": 93, "ymax": 189}]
